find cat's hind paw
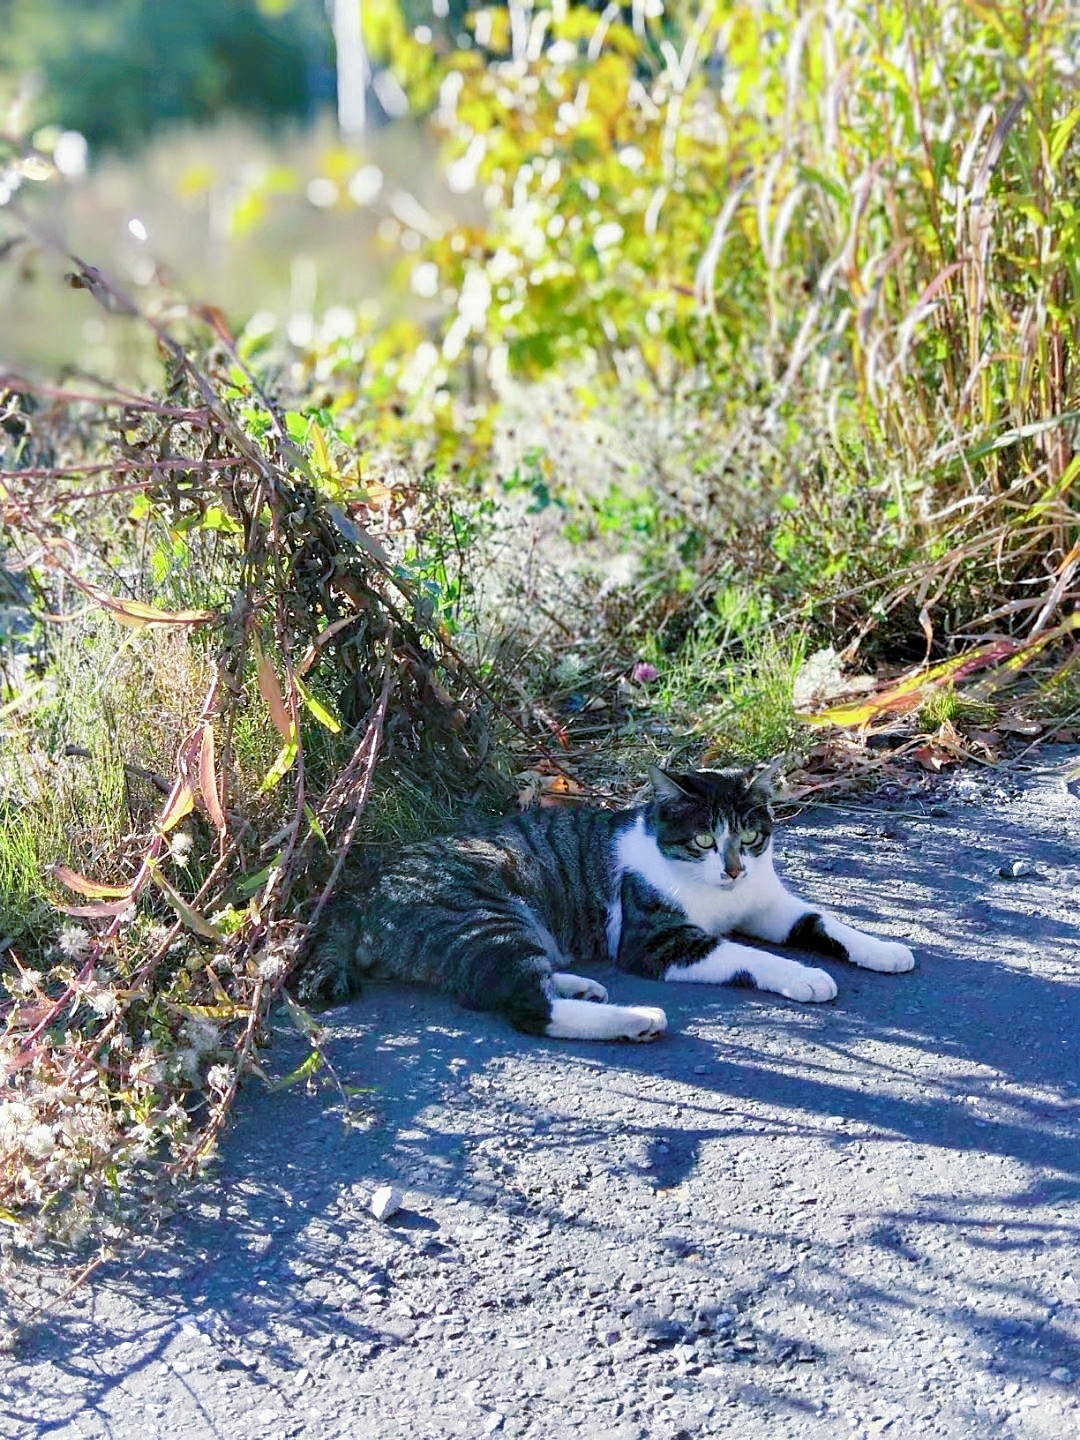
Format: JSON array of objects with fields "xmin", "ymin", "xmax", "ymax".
[
  {"xmin": 550, "ymin": 972, "xmax": 609, "ymax": 1003},
  {"xmin": 624, "ymin": 1005, "xmax": 668, "ymax": 1041},
  {"xmin": 546, "ymin": 998, "xmax": 667, "ymax": 1041}
]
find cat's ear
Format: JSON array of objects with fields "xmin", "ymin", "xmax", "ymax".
[
  {"xmin": 647, "ymin": 765, "xmax": 691, "ymax": 802},
  {"xmin": 747, "ymin": 756, "xmax": 784, "ymax": 798}
]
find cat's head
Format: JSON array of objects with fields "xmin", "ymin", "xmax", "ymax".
[{"xmin": 645, "ymin": 764, "xmax": 777, "ymax": 886}]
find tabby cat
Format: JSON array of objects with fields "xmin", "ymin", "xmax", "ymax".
[{"xmin": 297, "ymin": 766, "xmax": 915, "ymax": 1041}]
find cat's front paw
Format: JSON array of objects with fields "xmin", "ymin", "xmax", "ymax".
[
  {"xmin": 781, "ymin": 967, "xmax": 838, "ymax": 1004},
  {"xmin": 849, "ymin": 938, "xmax": 916, "ymax": 973}
]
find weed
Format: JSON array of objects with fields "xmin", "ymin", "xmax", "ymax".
[{"xmin": 919, "ymin": 687, "xmax": 997, "ymax": 732}]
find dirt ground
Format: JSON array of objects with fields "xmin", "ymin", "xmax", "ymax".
[{"xmin": 5, "ymin": 756, "xmax": 1080, "ymax": 1440}]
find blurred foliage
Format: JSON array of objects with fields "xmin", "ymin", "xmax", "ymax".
[
  {"xmin": 0, "ymin": 0, "xmax": 335, "ymax": 149},
  {"xmin": 320, "ymin": 0, "xmax": 1080, "ymax": 663}
]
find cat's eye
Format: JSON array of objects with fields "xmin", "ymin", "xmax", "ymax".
[
  {"xmin": 693, "ymin": 832, "xmax": 716, "ymax": 850},
  {"xmin": 739, "ymin": 828, "xmax": 760, "ymax": 845}
]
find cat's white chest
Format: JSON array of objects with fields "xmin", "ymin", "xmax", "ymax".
[{"xmin": 612, "ymin": 815, "xmax": 772, "ymax": 941}]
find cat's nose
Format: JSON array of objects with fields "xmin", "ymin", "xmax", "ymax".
[{"xmin": 725, "ymin": 861, "xmax": 744, "ymax": 879}]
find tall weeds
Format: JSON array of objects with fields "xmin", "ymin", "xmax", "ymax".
[
  {"xmin": 0, "ymin": 263, "xmax": 498, "ymax": 1260},
  {"xmin": 384, "ymin": 0, "xmax": 1080, "ymax": 656}
]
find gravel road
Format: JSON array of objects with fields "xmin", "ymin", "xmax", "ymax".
[{"xmin": 5, "ymin": 759, "xmax": 1080, "ymax": 1440}]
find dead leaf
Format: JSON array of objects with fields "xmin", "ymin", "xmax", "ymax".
[
  {"xmin": 191, "ymin": 303, "xmax": 236, "ymax": 346},
  {"xmin": 256, "ymin": 649, "xmax": 295, "ymax": 742},
  {"xmin": 968, "ymin": 729, "xmax": 1002, "ymax": 748},
  {"xmin": 912, "ymin": 745, "xmax": 956, "ymax": 772},
  {"xmin": 51, "ymin": 865, "xmax": 133, "ymax": 900},
  {"xmin": 53, "ymin": 897, "xmax": 136, "ymax": 918},
  {"xmin": 197, "ymin": 724, "xmax": 227, "ymax": 832},
  {"xmin": 998, "ymin": 712, "xmax": 1042, "ymax": 736}
]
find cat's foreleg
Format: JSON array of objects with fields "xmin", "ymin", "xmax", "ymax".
[
  {"xmin": 664, "ymin": 941, "xmax": 837, "ymax": 1003},
  {"xmin": 741, "ymin": 884, "xmax": 915, "ymax": 974}
]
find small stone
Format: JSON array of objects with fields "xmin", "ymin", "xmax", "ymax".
[
  {"xmin": 930, "ymin": 804, "xmax": 950, "ymax": 816},
  {"xmin": 634, "ymin": 1315, "xmax": 685, "ymax": 1346},
  {"xmin": 999, "ymin": 858, "xmax": 1034, "ymax": 879},
  {"xmin": 1050, "ymin": 1367, "xmax": 1074, "ymax": 1385},
  {"xmin": 693, "ymin": 1064, "xmax": 709, "ymax": 1075},
  {"xmin": 482, "ymin": 1412, "xmax": 505, "ymax": 1433},
  {"xmin": 370, "ymin": 1185, "xmax": 403, "ymax": 1222}
]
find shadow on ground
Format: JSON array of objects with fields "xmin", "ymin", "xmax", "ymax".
[{"xmin": 6, "ymin": 770, "xmax": 1080, "ymax": 1439}]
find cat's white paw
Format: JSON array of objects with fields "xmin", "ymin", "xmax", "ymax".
[
  {"xmin": 849, "ymin": 939, "xmax": 915, "ymax": 973},
  {"xmin": 546, "ymin": 998, "xmax": 666, "ymax": 1041},
  {"xmin": 625, "ymin": 1006, "xmax": 668, "ymax": 1041},
  {"xmin": 780, "ymin": 967, "xmax": 838, "ymax": 1004},
  {"xmin": 551, "ymin": 972, "xmax": 608, "ymax": 1003}
]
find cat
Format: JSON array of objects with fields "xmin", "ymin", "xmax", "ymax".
[{"xmin": 295, "ymin": 765, "xmax": 915, "ymax": 1041}]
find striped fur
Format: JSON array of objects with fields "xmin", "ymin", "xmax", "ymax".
[{"xmin": 296, "ymin": 767, "xmax": 915, "ymax": 1040}]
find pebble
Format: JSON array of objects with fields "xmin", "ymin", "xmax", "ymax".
[
  {"xmin": 1050, "ymin": 1367, "xmax": 1074, "ymax": 1384},
  {"xmin": 370, "ymin": 1185, "xmax": 403, "ymax": 1222},
  {"xmin": 633, "ymin": 1315, "xmax": 685, "ymax": 1345},
  {"xmin": 999, "ymin": 858, "xmax": 1035, "ymax": 878}
]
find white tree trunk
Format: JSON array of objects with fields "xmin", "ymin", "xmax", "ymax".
[{"xmin": 332, "ymin": 0, "xmax": 368, "ymax": 135}]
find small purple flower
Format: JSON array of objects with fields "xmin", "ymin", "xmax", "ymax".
[{"xmin": 631, "ymin": 661, "xmax": 659, "ymax": 683}]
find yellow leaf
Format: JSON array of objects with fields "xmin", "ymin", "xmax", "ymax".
[
  {"xmin": 296, "ymin": 678, "xmax": 342, "ymax": 734},
  {"xmin": 159, "ymin": 783, "xmax": 195, "ymax": 834},
  {"xmin": 310, "ymin": 421, "xmax": 340, "ymax": 484}
]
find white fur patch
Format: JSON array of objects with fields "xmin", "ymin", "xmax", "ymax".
[
  {"xmin": 614, "ymin": 815, "xmax": 779, "ymax": 936},
  {"xmin": 546, "ymin": 998, "xmax": 667, "ymax": 1041}
]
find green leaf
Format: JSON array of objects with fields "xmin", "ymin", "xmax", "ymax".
[
  {"xmin": 235, "ymin": 859, "xmax": 281, "ymax": 896},
  {"xmin": 267, "ymin": 1049, "xmax": 324, "ymax": 1091},
  {"xmin": 149, "ymin": 869, "xmax": 223, "ymax": 940},
  {"xmin": 259, "ymin": 740, "xmax": 298, "ymax": 792},
  {"xmin": 296, "ymin": 678, "xmax": 342, "ymax": 733},
  {"xmin": 1050, "ymin": 106, "xmax": 1080, "ymax": 167}
]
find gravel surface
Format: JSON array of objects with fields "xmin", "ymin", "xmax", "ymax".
[{"xmin": 6, "ymin": 760, "xmax": 1080, "ymax": 1440}]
